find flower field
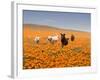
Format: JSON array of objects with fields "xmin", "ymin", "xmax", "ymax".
[{"xmin": 23, "ymin": 24, "xmax": 91, "ymax": 69}]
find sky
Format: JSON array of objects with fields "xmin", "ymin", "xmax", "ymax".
[{"xmin": 23, "ymin": 10, "xmax": 91, "ymax": 32}]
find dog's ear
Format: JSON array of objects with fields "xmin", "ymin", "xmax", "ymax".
[
  {"xmin": 67, "ymin": 38, "xmax": 69, "ymax": 40},
  {"xmin": 64, "ymin": 33, "xmax": 66, "ymax": 35}
]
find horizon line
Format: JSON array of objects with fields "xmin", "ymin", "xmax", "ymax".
[{"xmin": 23, "ymin": 23, "xmax": 91, "ymax": 33}]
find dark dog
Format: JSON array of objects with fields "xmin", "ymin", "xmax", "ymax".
[
  {"xmin": 71, "ymin": 34, "xmax": 75, "ymax": 41},
  {"xmin": 60, "ymin": 33, "xmax": 69, "ymax": 48}
]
